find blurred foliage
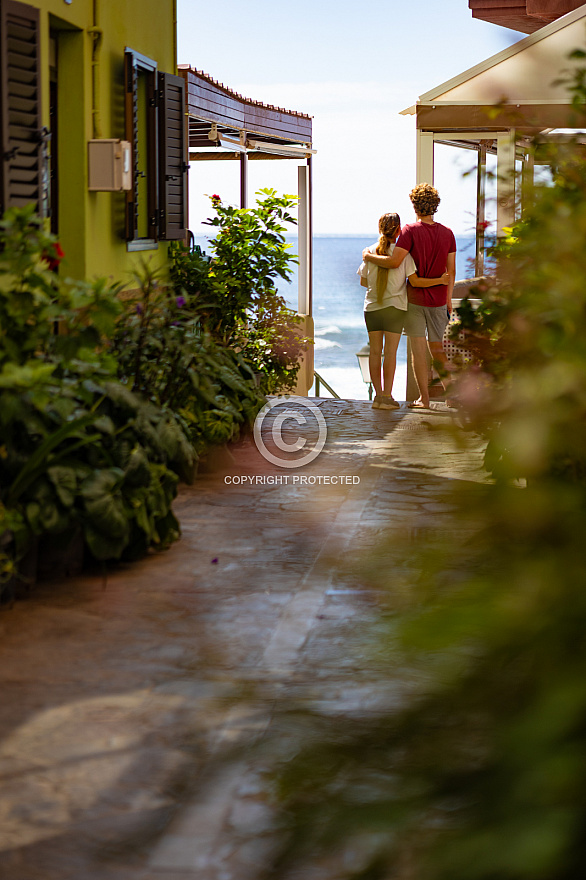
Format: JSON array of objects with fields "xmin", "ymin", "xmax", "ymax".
[
  {"xmin": 451, "ymin": 136, "xmax": 586, "ymax": 483},
  {"xmin": 0, "ymin": 205, "xmax": 122, "ymax": 371},
  {"xmin": 257, "ymin": 70, "xmax": 586, "ymax": 880}
]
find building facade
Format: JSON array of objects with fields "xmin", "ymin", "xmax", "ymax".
[{"xmin": 0, "ymin": 0, "xmax": 187, "ymax": 283}]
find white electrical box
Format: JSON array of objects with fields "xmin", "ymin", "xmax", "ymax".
[{"xmin": 88, "ymin": 139, "xmax": 132, "ymax": 191}]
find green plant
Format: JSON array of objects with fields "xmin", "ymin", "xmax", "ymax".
[
  {"xmin": 112, "ymin": 261, "xmax": 266, "ymax": 454},
  {"xmin": 0, "ymin": 209, "xmax": 190, "ymax": 574},
  {"xmin": 0, "ymin": 205, "xmax": 122, "ymax": 371},
  {"xmin": 0, "ymin": 352, "xmax": 189, "ymax": 564},
  {"xmin": 167, "ymin": 241, "xmax": 214, "ymax": 324},
  {"xmin": 0, "ymin": 502, "xmax": 27, "ymax": 603},
  {"xmin": 202, "ymin": 189, "xmax": 298, "ymax": 335},
  {"xmin": 170, "ymin": 189, "xmax": 310, "ymax": 395}
]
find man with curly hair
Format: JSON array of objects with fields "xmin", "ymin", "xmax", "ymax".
[{"xmin": 363, "ymin": 183, "xmax": 456, "ymax": 408}]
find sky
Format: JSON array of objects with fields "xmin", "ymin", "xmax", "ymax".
[{"xmin": 176, "ymin": 0, "xmax": 523, "ymax": 236}]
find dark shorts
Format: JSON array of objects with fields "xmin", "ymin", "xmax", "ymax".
[{"xmin": 364, "ymin": 306, "xmax": 405, "ymax": 334}]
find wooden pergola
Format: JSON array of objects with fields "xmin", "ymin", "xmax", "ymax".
[
  {"xmin": 178, "ymin": 66, "xmax": 315, "ymax": 320},
  {"xmin": 401, "ymin": 4, "xmax": 586, "ymax": 275}
]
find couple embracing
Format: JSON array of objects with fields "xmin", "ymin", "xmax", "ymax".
[{"xmin": 358, "ymin": 183, "xmax": 456, "ymax": 410}]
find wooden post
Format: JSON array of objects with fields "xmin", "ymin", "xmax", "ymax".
[
  {"xmin": 239, "ymin": 151, "xmax": 248, "ymax": 208},
  {"xmin": 298, "ymin": 164, "xmax": 310, "ymax": 316},
  {"xmin": 294, "ymin": 162, "xmax": 314, "ymax": 396},
  {"xmin": 475, "ymin": 143, "xmax": 486, "ymax": 276},
  {"xmin": 416, "ymin": 131, "xmax": 434, "ymax": 185},
  {"xmin": 521, "ymin": 147, "xmax": 534, "ymax": 214},
  {"xmin": 307, "ymin": 156, "xmax": 313, "ymax": 318},
  {"xmin": 497, "ymin": 130, "xmax": 516, "ymax": 237}
]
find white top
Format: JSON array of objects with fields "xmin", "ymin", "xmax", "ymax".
[{"xmin": 358, "ymin": 243, "xmax": 416, "ymax": 312}]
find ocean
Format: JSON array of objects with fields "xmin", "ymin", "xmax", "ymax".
[{"xmin": 278, "ymin": 235, "xmax": 477, "ymax": 400}]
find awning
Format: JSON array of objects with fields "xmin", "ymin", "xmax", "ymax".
[
  {"xmin": 177, "ymin": 65, "xmax": 315, "ymax": 322},
  {"xmin": 400, "ymin": 4, "xmax": 586, "ymax": 269},
  {"xmin": 178, "ymin": 66, "xmax": 314, "ymax": 161},
  {"xmin": 402, "ymin": 4, "xmax": 586, "ymax": 136}
]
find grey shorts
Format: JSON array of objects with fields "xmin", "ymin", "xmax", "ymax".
[{"xmin": 403, "ymin": 303, "xmax": 449, "ymax": 342}]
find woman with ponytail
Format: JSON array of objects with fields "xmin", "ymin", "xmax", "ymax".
[{"xmin": 358, "ymin": 212, "xmax": 448, "ymax": 409}]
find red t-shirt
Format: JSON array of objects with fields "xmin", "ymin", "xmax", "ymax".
[{"xmin": 396, "ymin": 221, "xmax": 456, "ymax": 307}]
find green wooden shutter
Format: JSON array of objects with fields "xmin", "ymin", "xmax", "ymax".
[
  {"xmin": 158, "ymin": 72, "xmax": 187, "ymax": 241},
  {"xmin": 0, "ymin": 0, "xmax": 42, "ymax": 214}
]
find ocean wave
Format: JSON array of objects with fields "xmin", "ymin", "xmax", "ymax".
[
  {"xmin": 314, "ymin": 325, "xmax": 342, "ymax": 336},
  {"xmin": 314, "ymin": 338, "xmax": 342, "ymax": 350}
]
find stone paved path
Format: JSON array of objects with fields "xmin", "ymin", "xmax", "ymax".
[{"xmin": 0, "ymin": 400, "xmax": 489, "ymax": 880}]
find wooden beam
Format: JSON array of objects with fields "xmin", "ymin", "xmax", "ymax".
[
  {"xmin": 189, "ymin": 151, "xmax": 292, "ymax": 161},
  {"xmin": 417, "ymin": 103, "xmax": 577, "ymax": 134}
]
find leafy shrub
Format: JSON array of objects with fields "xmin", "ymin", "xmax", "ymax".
[
  {"xmin": 0, "ymin": 189, "xmax": 310, "ymax": 584},
  {"xmin": 0, "ymin": 364, "xmax": 193, "ymax": 562},
  {"xmin": 112, "ymin": 261, "xmax": 265, "ymax": 454},
  {"xmin": 170, "ymin": 188, "xmax": 310, "ymax": 395},
  {"xmin": 0, "ymin": 208, "xmax": 191, "ymax": 572},
  {"xmin": 0, "ymin": 206, "xmax": 122, "ymax": 370}
]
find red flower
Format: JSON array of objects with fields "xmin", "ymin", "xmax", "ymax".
[
  {"xmin": 211, "ymin": 194, "xmax": 221, "ymax": 201},
  {"xmin": 42, "ymin": 242, "xmax": 65, "ymax": 273}
]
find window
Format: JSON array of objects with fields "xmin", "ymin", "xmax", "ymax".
[
  {"xmin": 124, "ymin": 50, "xmax": 157, "ymax": 247},
  {"xmin": 125, "ymin": 49, "xmax": 187, "ymax": 249}
]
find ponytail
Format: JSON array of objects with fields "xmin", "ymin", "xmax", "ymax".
[{"xmin": 374, "ymin": 213, "xmax": 401, "ymax": 304}]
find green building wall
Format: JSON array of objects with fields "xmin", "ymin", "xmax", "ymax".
[{"xmin": 31, "ymin": 0, "xmax": 178, "ymax": 285}]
